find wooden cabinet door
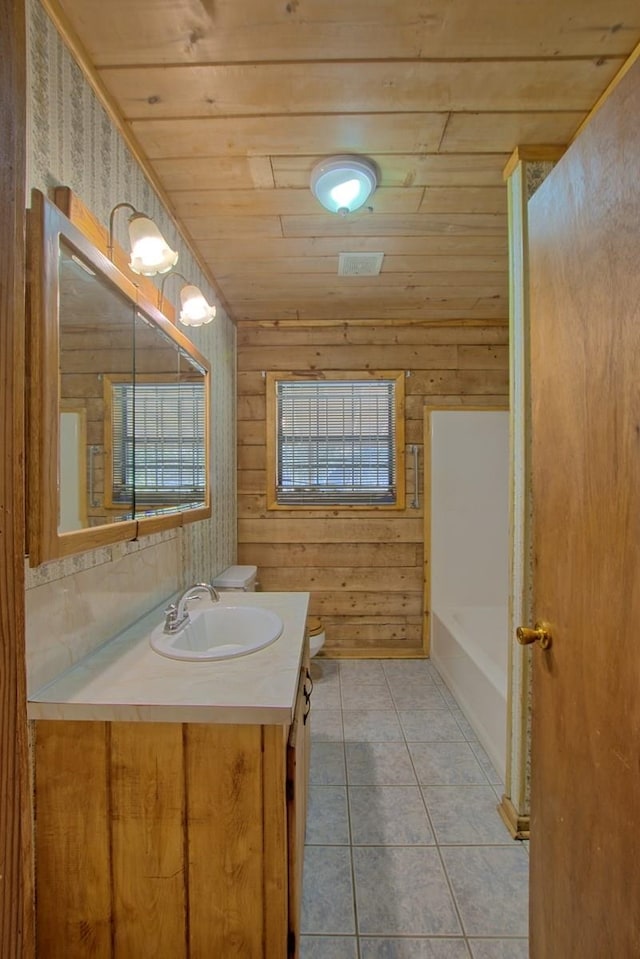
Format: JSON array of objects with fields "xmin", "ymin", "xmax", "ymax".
[{"xmin": 286, "ymin": 661, "xmax": 312, "ymax": 958}]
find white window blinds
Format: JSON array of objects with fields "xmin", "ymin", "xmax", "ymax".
[
  {"xmin": 275, "ymin": 379, "xmax": 398, "ymax": 505},
  {"xmin": 111, "ymin": 382, "xmax": 205, "ymax": 506}
]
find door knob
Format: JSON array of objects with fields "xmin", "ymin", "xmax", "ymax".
[{"xmin": 516, "ymin": 622, "xmax": 553, "ymax": 650}]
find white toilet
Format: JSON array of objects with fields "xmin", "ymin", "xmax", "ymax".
[
  {"xmin": 211, "ymin": 565, "xmax": 258, "ymax": 593},
  {"xmin": 307, "ymin": 616, "xmax": 326, "ymax": 657}
]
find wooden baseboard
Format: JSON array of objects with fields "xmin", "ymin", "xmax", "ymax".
[
  {"xmin": 497, "ymin": 794, "xmax": 530, "ymax": 841},
  {"xmin": 317, "ymin": 648, "xmax": 428, "ymax": 660}
]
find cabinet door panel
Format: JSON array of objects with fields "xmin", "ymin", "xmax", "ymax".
[
  {"xmin": 35, "ymin": 722, "xmax": 112, "ymax": 958},
  {"xmin": 111, "ymin": 723, "xmax": 187, "ymax": 958},
  {"xmin": 186, "ymin": 724, "xmax": 264, "ymax": 959}
]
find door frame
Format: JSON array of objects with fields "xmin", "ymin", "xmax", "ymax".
[
  {"xmin": 0, "ymin": 0, "xmax": 33, "ymax": 955},
  {"xmin": 499, "ymin": 148, "xmax": 563, "ymax": 840}
]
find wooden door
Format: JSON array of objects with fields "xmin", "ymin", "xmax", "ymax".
[{"xmin": 527, "ymin": 61, "xmax": 640, "ymax": 957}]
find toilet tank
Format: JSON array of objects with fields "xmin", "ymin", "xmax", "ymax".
[{"xmin": 212, "ymin": 565, "xmax": 258, "ymax": 591}]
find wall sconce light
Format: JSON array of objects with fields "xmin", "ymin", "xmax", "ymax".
[
  {"xmin": 108, "ymin": 201, "xmax": 179, "ymax": 276},
  {"xmin": 310, "ymin": 155, "xmax": 378, "ymax": 215},
  {"xmin": 159, "ymin": 270, "xmax": 217, "ymax": 327}
]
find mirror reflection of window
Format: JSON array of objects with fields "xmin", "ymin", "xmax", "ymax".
[{"xmin": 109, "ymin": 379, "xmax": 206, "ymax": 513}]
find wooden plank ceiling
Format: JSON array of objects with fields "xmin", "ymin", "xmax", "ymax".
[{"xmin": 49, "ymin": 0, "xmax": 639, "ymax": 325}]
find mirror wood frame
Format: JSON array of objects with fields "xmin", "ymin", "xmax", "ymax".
[{"xmin": 26, "ymin": 188, "xmax": 211, "ymax": 567}]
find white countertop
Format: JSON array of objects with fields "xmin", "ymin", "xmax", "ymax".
[{"xmin": 28, "ymin": 591, "xmax": 310, "ymax": 725}]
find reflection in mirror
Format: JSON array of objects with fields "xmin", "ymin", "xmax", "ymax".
[
  {"xmin": 174, "ymin": 344, "xmax": 209, "ymax": 514},
  {"xmin": 104, "ymin": 312, "xmax": 207, "ymax": 519},
  {"xmin": 58, "ymin": 238, "xmax": 135, "ymax": 531},
  {"xmin": 27, "ymin": 189, "xmax": 211, "ymax": 566},
  {"xmin": 59, "ymin": 405, "xmax": 88, "ymax": 532}
]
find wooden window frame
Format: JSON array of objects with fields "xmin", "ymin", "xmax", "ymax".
[
  {"xmin": 104, "ymin": 373, "xmax": 207, "ymax": 512},
  {"xmin": 265, "ymin": 370, "xmax": 405, "ymax": 511}
]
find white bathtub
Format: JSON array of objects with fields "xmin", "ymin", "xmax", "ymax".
[{"xmin": 431, "ymin": 605, "xmax": 508, "ymax": 783}]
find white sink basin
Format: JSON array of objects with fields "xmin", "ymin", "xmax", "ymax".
[{"xmin": 149, "ymin": 604, "xmax": 284, "ymax": 661}]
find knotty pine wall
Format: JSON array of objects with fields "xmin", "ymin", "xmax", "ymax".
[{"xmin": 237, "ymin": 322, "xmax": 509, "ymax": 657}]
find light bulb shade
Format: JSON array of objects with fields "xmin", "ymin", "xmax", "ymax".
[
  {"xmin": 179, "ymin": 285, "xmax": 216, "ymax": 326},
  {"xmin": 127, "ymin": 214, "xmax": 179, "ymax": 276},
  {"xmin": 310, "ymin": 155, "xmax": 378, "ymax": 214}
]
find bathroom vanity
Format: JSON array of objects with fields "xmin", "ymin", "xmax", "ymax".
[{"xmin": 28, "ymin": 592, "xmax": 311, "ymax": 959}]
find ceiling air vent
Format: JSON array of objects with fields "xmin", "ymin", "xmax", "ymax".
[{"xmin": 338, "ymin": 252, "xmax": 384, "ymax": 276}]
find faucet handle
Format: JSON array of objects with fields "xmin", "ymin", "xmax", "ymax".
[{"xmin": 163, "ymin": 603, "xmax": 178, "ymax": 631}]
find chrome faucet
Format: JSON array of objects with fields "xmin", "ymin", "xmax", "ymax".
[{"xmin": 163, "ymin": 582, "xmax": 220, "ymax": 634}]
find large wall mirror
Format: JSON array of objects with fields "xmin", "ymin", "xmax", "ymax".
[{"xmin": 27, "ymin": 189, "xmax": 211, "ymax": 566}]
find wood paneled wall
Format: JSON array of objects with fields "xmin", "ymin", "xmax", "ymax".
[{"xmin": 237, "ymin": 322, "xmax": 509, "ymax": 656}]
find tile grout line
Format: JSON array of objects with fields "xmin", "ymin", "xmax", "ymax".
[
  {"xmin": 305, "ymin": 659, "xmax": 527, "ymax": 956},
  {"xmin": 339, "ymin": 665, "xmax": 363, "ymax": 958},
  {"xmin": 365, "ymin": 660, "xmax": 475, "ymax": 953},
  {"xmin": 388, "ymin": 663, "xmax": 473, "ymax": 958}
]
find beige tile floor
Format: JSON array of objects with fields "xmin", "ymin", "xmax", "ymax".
[{"xmin": 301, "ymin": 659, "xmax": 529, "ymax": 959}]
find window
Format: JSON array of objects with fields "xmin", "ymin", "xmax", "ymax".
[
  {"xmin": 267, "ymin": 372, "xmax": 405, "ymax": 508},
  {"xmin": 109, "ymin": 379, "xmax": 206, "ymax": 508}
]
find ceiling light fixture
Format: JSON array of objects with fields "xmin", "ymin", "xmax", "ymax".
[
  {"xmin": 108, "ymin": 201, "xmax": 178, "ymax": 276},
  {"xmin": 310, "ymin": 155, "xmax": 378, "ymax": 215},
  {"xmin": 159, "ymin": 270, "xmax": 216, "ymax": 327}
]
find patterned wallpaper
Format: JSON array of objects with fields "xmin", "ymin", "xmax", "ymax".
[
  {"xmin": 526, "ymin": 160, "xmax": 557, "ymax": 199},
  {"xmin": 25, "ymin": 0, "xmax": 237, "ymax": 592}
]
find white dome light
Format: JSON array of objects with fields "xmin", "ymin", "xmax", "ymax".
[{"xmin": 310, "ymin": 155, "xmax": 378, "ymax": 215}]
